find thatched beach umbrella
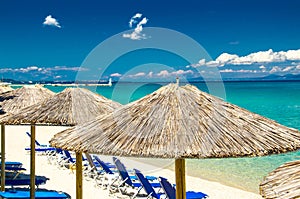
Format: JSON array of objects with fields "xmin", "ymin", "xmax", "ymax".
[
  {"xmin": 260, "ymin": 160, "xmax": 300, "ymax": 199},
  {"xmin": 0, "ymin": 85, "xmax": 54, "ymax": 114},
  {"xmin": 0, "ymin": 87, "xmax": 121, "ymax": 199},
  {"xmin": 0, "ymin": 85, "xmax": 13, "ymax": 95},
  {"xmin": 50, "ymin": 82, "xmax": 300, "ymax": 199},
  {"xmin": 2, "ymin": 87, "xmax": 121, "ymax": 125},
  {"xmin": 0, "ymin": 85, "xmax": 54, "ymax": 192}
]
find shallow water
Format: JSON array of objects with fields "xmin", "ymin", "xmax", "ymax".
[{"xmin": 42, "ymin": 81, "xmax": 300, "ymax": 193}]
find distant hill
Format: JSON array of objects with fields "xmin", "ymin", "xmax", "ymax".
[
  {"xmin": 1, "ymin": 78, "xmax": 25, "ymax": 84},
  {"xmin": 260, "ymin": 74, "xmax": 300, "ymax": 81},
  {"xmin": 188, "ymin": 74, "xmax": 300, "ymax": 82}
]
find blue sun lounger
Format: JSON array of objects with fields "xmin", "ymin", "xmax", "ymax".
[
  {"xmin": 92, "ymin": 156, "xmax": 115, "ymax": 169},
  {"xmin": 62, "ymin": 150, "xmax": 88, "ymax": 166},
  {"xmin": 90, "ymin": 155, "xmax": 120, "ymax": 187},
  {"xmin": 25, "ymin": 132, "xmax": 56, "ymax": 152},
  {"xmin": 3, "ymin": 173, "xmax": 49, "ymax": 188},
  {"xmin": 0, "ymin": 162, "xmax": 23, "ymax": 168},
  {"xmin": 93, "ymin": 156, "xmax": 115, "ymax": 174},
  {"xmin": 0, "ymin": 189, "xmax": 71, "ymax": 199},
  {"xmin": 112, "ymin": 157, "xmax": 161, "ymax": 197},
  {"xmin": 25, "ymin": 147, "xmax": 56, "ymax": 152},
  {"xmin": 25, "ymin": 132, "xmax": 47, "ymax": 147},
  {"xmin": 84, "ymin": 154, "xmax": 115, "ymax": 176},
  {"xmin": 1, "ymin": 162, "xmax": 27, "ymax": 182},
  {"xmin": 112, "ymin": 157, "xmax": 157, "ymax": 181},
  {"xmin": 158, "ymin": 177, "xmax": 208, "ymax": 199},
  {"xmin": 3, "ymin": 166, "xmax": 26, "ymax": 172},
  {"xmin": 133, "ymin": 169, "xmax": 164, "ymax": 199}
]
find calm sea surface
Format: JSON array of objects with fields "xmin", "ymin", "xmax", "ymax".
[{"xmin": 42, "ymin": 81, "xmax": 300, "ymax": 193}]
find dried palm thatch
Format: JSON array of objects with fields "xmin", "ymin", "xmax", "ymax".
[
  {"xmin": 0, "ymin": 85, "xmax": 54, "ymax": 115},
  {"xmin": 50, "ymin": 83, "xmax": 300, "ymax": 158},
  {"xmin": 0, "ymin": 86, "xmax": 13, "ymax": 94},
  {"xmin": 1, "ymin": 87, "xmax": 121, "ymax": 126},
  {"xmin": 260, "ymin": 160, "xmax": 300, "ymax": 199},
  {"xmin": 0, "ymin": 87, "xmax": 121, "ymax": 199}
]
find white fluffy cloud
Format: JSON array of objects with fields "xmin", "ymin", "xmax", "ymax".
[
  {"xmin": 148, "ymin": 71, "xmax": 153, "ymax": 78},
  {"xmin": 285, "ymin": 50, "xmax": 300, "ymax": 60},
  {"xmin": 43, "ymin": 15, "xmax": 61, "ymax": 28},
  {"xmin": 218, "ymin": 64, "xmax": 299, "ymax": 75},
  {"xmin": 192, "ymin": 49, "xmax": 300, "ymax": 68},
  {"xmin": 259, "ymin": 65, "xmax": 266, "ymax": 69},
  {"xmin": 219, "ymin": 69, "xmax": 234, "ymax": 73},
  {"xmin": 265, "ymin": 65, "xmax": 297, "ymax": 74},
  {"xmin": 123, "ymin": 13, "xmax": 149, "ymax": 40},
  {"xmin": 156, "ymin": 69, "xmax": 193, "ymax": 77},
  {"xmin": 129, "ymin": 13, "xmax": 142, "ymax": 28},
  {"xmin": 17, "ymin": 66, "xmax": 43, "ymax": 73},
  {"xmin": 128, "ymin": 72, "xmax": 146, "ymax": 78},
  {"xmin": 219, "ymin": 69, "xmax": 256, "ymax": 73},
  {"xmin": 134, "ymin": 72, "xmax": 146, "ymax": 77},
  {"xmin": 259, "ymin": 65, "xmax": 266, "ymax": 72},
  {"xmin": 110, "ymin": 73, "xmax": 122, "ymax": 77},
  {"xmin": 282, "ymin": 66, "xmax": 294, "ymax": 72},
  {"xmin": 124, "ymin": 71, "xmax": 172, "ymax": 79},
  {"xmin": 50, "ymin": 66, "xmax": 88, "ymax": 72},
  {"xmin": 270, "ymin": 66, "xmax": 281, "ymax": 74},
  {"xmin": 171, "ymin": 70, "xmax": 193, "ymax": 76},
  {"xmin": 0, "ymin": 66, "xmax": 88, "ymax": 74},
  {"xmin": 230, "ymin": 49, "xmax": 287, "ymax": 65},
  {"xmin": 157, "ymin": 70, "xmax": 170, "ymax": 77},
  {"xmin": 216, "ymin": 53, "xmax": 239, "ymax": 64}
]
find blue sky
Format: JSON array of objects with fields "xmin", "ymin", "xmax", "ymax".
[{"xmin": 1, "ymin": 0, "xmax": 300, "ymax": 81}]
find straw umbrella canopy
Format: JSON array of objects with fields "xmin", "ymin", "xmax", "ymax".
[
  {"xmin": 50, "ymin": 82, "xmax": 300, "ymax": 199},
  {"xmin": 2, "ymin": 87, "xmax": 121, "ymax": 125},
  {"xmin": 260, "ymin": 160, "xmax": 300, "ymax": 199},
  {"xmin": 0, "ymin": 87, "xmax": 121, "ymax": 199},
  {"xmin": 0, "ymin": 85, "xmax": 54, "ymax": 192},
  {"xmin": 0, "ymin": 85, "xmax": 54, "ymax": 115},
  {"xmin": 0, "ymin": 85, "xmax": 13, "ymax": 95}
]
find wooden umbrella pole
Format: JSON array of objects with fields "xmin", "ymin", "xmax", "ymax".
[
  {"xmin": 76, "ymin": 152, "xmax": 82, "ymax": 199},
  {"xmin": 175, "ymin": 158, "xmax": 186, "ymax": 199},
  {"xmin": 1, "ymin": 124, "xmax": 5, "ymax": 191},
  {"xmin": 30, "ymin": 125, "xmax": 36, "ymax": 199}
]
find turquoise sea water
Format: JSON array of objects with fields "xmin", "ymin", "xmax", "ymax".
[{"xmin": 43, "ymin": 81, "xmax": 300, "ymax": 193}]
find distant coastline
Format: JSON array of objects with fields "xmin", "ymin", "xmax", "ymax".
[
  {"xmin": 3, "ymin": 73, "xmax": 300, "ymax": 85},
  {"xmin": 6, "ymin": 79, "xmax": 300, "ymax": 86}
]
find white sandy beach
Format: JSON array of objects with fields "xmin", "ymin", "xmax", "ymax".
[{"xmin": 2, "ymin": 125, "xmax": 262, "ymax": 199}]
